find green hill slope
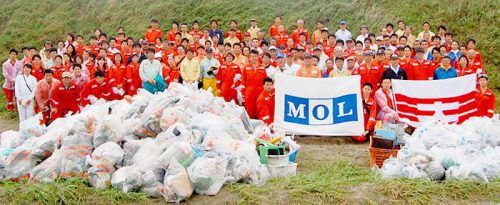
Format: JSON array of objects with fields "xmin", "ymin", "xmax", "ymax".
[{"xmin": 0, "ymin": 0, "xmax": 498, "ymax": 116}]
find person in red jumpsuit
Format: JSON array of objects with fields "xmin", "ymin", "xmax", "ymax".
[
  {"xmin": 475, "ymin": 74, "xmax": 495, "ymax": 118},
  {"xmin": 352, "ymin": 83, "xmax": 377, "ymax": 143},
  {"xmin": 125, "ymin": 54, "xmax": 142, "ymax": 96},
  {"xmin": 216, "ymin": 52, "xmax": 242, "ymax": 104},
  {"xmin": 256, "ymin": 77, "xmax": 275, "ymax": 127},
  {"xmin": 51, "ymin": 72, "xmax": 81, "ymax": 120},
  {"xmin": 145, "ymin": 18, "xmax": 163, "ymax": 44},
  {"xmin": 358, "ymin": 51, "xmax": 383, "ymax": 94},
  {"xmin": 407, "ymin": 47, "xmax": 434, "ymax": 80},
  {"xmin": 108, "ymin": 53, "xmax": 127, "ymax": 100},
  {"xmin": 81, "ymin": 70, "xmax": 111, "ymax": 107},
  {"xmin": 242, "ymin": 50, "xmax": 268, "ymax": 118}
]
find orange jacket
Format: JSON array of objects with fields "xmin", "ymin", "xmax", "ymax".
[
  {"xmin": 167, "ymin": 29, "xmax": 179, "ymax": 41},
  {"xmin": 256, "ymin": 89, "xmax": 275, "ymax": 125},
  {"xmin": 269, "ymin": 24, "xmax": 286, "ymax": 37},
  {"xmin": 145, "ymin": 27, "xmax": 163, "ymax": 44},
  {"xmin": 32, "ymin": 65, "xmax": 45, "ymax": 81},
  {"xmin": 51, "ymin": 64, "xmax": 69, "ymax": 80},
  {"xmin": 407, "ymin": 59, "xmax": 433, "ymax": 80},
  {"xmin": 189, "ymin": 30, "xmax": 203, "ymax": 39},
  {"xmin": 275, "ymin": 34, "xmax": 290, "ymax": 48},
  {"xmin": 475, "ymin": 88, "xmax": 495, "ymax": 118},
  {"xmin": 216, "ymin": 62, "xmax": 242, "ymax": 103},
  {"xmin": 363, "ymin": 98, "xmax": 377, "ymax": 131},
  {"xmin": 108, "ymin": 63, "xmax": 126, "ymax": 88},
  {"xmin": 357, "ymin": 62, "xmax": 383, "ymax": 91},
  {"xmin": 81, "ymin": 79, "xmax": 111, "ymax": 106},
  {"xmin": 51, "ymin": 82, "xmax": 81, "ymax": 108},
  {"xmin": 291, "ymin": 28, "xmax": 310, "ymax": 44},
  {"xmin": 125, "ymin": 62, "xmax": 141, "ymax": 96}
]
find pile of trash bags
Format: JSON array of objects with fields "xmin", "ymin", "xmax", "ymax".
[
  {"xmin": 0, "ymin": 83, "xmax": 275, "ymax": 202},
  {"xmin": 379, "ymin": 117, "xmax": 500, "ymax": 183}
]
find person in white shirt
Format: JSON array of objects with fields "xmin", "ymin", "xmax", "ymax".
[
  {"xmin": 140, "ymin": 48, "xmax": 165, "ymax": 93},
  {"xmin": 15, "ymin": 64, "xmax": 37, "ymax": 124},
  {"xmin": 356, "ymin": 25, "xmax": 369, "ymax": 45},
  {"xmin": 335, "ymin": 20, "xmax": 352, "ymax": 44},
  {"xmin": 284, "ymin": 55, "xmax": 300, "ymax": 75}
]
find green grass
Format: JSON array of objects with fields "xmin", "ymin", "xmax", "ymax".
[
  {"xmin": 1, "ymin": 160, "xmax": 498, "ymax": 205},
  {"xmin": 0, "ymin": 178, "xmax": 152, "ymax": 205}
]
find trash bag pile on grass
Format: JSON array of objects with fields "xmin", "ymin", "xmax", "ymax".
[
  {"xmin": 0, "ymin": 83, "xmax": 271, "ymax": 202},
  {"xmin": 379, "ymin": 117, "xmax": 500, "ymax": 183}
]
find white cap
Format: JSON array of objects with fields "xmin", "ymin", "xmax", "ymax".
[{"xmin": 154, "ymin": 52, "xmax": 162, "ymax": 59}]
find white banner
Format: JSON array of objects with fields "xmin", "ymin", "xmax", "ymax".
[
  {"xmin": 392, "ymin": 75, "xmax": 477, "ymax": 127},
  {"xmin": 274, "ymin": 74, "xmax": 364, "ymax": 136}
]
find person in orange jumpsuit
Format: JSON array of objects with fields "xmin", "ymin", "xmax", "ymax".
[
  {"xmin": 242, "ymin": 50, "xmax": 268, "ymax": 119},
  {"xmin": 108, "ymin": 53, "xmax": 127, "ymax": 100},
  {"xmin": 145, "ymin": 18, "xmax": 163, "ymax": 44},
  {"xmin": 275, "ymin": 25, "xmax": 290, "ymax": 48},
  {"xmin": 269, "ymin": 15, "xmax": 286, "ymax": 37},
  {"xmin": 475, "ymin": 74, "xmax": 495, "ymax": 118},
  {"xmin": 81, "ymin": 70, "xmax": 111, "ymax": 107},
  {"xmin": 51, "ymin": 72, "xmax": 81, "ymax": 120},
  {"xmin": 352, "ymin": 83, "xmax": 377, "ymax": 143},
  {"xmin": 358, "ymin": 51, "xmax": 383, "ymax": 93},
  {"xmin": 125, "ymin": 54, "xmax": 142, "ymax": 96},
  {"xmin": 166, "ymin": 21, "xmax": 179, "ymax": 42},
  {"xmin": 256, "ymin": 77, "xmax": 275, "ymax": 126},
  {"xmin": 216, "ymin": 52, "xmax": 242, "ymax": 104},
  {"xmin": 31, "ymin": 54, "xmax": 46, "ymax": 81},
  {"xmin": 50, "ymin": 55, "xmax": 68, "ymax": 80},
  {"xmin": 372, "ymin": 50, "xmax": 390, "ymax": 71},
  {"xmin": 162, "ymin": 54, "xmax": 180, "ymax": 86},
  {"xmin": 291, "ymin": 19, "xmax": 310, "ymax": 44},
  {"xmin": 407, "ymin": 47, "xmax": 434, "ymax": 80}
]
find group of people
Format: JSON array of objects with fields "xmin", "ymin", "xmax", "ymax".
[{"xmin": 2, "ymin": 17, "xmax": 496, "ymax": 142}]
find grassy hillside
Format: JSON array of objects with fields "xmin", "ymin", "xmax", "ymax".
[{"xmin": 0, "ymin": 0, "xmax": 498, "ymax": 118}]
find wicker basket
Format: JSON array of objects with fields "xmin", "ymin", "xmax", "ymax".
[{"xmin": 369, "ymin": 136, "xmax": 399, "ymax": 168}]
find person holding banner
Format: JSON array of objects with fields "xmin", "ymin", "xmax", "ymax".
[
  {"xmin": 353, "ymin": 82, "xmax": 378, "ymax": 142},
  {"xmin": 433, "ymin": 54, "xmax": 457, "ymax": 80},
  {"xmin": 256, "ymin": 77, "xmax": 275, "ymax": 126},
  {"xmin": 296, "ymin": 54, "xmax": 323, "ymax": 78},
  {"xmin": 475, "ymin": 74, "xmax": 495, "ymax": 118},
  {"xmin": 382, "ymin": 54, "xmax": 407, "ymax": 80},
  {"xmin": 374, "ymin": 77, "xmax": 398, "ymax": 123}
]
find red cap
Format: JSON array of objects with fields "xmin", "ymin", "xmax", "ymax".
[{"xmin": 244, "ymin": 32, "xmax": 251, "ymax": 36}]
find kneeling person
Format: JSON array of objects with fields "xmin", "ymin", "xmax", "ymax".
[
  {"xmin": 51, "ymin": 72, "xmax": 81, "ymax": 120},
  {"xmin": 256, "ymin": 77, "xmax": 275, "ymax": 126}
]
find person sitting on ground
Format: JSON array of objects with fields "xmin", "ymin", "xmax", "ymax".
[
  {"xmin": 353, "ymin": 83, "xmax": 377, "ymax": 143},
  {"xmin": 374, "ymin": 77, "xmax": 399, "ymax": 124}
]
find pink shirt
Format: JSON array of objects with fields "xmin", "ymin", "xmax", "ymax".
[
  {"xmin": 35, "ymin": 78, "xmax": 61, "ymax": 108},
  {"xmin": 374, "ymin": 88, "xmax": 398, "ymax": 123},
  {"xmin": 73, "ymin": 73, "xmax": 90, "ymax": 90},
  {"xmin": 2, "ymin": 59, "xmax": 22, "ymax": 90}
]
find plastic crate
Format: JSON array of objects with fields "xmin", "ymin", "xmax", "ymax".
[
  {"xmin": 369, "ymin": 136, "xmax": 399, "ymax": 168},
  {"xmin": 267, "ymin": 163, "xmax": 298, "ymax": 178}
]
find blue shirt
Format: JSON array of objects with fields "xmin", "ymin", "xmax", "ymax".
[
  {"xmin": 208, "ymin": 29, "xmax": 223, "ymax": 44},
  {"xmin": 433, "ymin": 66, "xmax": 458, "ymax": 80}
]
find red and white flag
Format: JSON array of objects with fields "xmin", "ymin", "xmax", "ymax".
[{"xmin": 392, "ymin": 75, "xmax": 477, "ymax": 127}]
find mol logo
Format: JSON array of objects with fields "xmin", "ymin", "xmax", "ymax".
[{"xmin": 284, "ymin": 94, "xmax": 358, "ymax": 125}]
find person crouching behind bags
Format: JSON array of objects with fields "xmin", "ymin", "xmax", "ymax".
[
  {"xmin": 51, "ymin": 72, "xmax": 81, "ymax": 120},
  {"xmin": 140, "ymin": 48, "xmax": 166, "ymax": 94},
  {"xmin": 81, "ymin": 70, "xmax": 112, "ymax": 107},
  {"xmin": 200, "ymin": 48, "xmax": 220, "ymax": 96},
  {"xmin": 15, "ymin": 64, "xmax": 37, "ymax": 125}
]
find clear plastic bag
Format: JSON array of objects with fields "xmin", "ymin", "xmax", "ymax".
[
  {"xmin": 4, "ymin": 138, "xmax": 40, "ymax": 180},
  {"xmin": 87, "ymin": 142, "xmax": 124, "ymax": 168},
  {"xmin": 157, "ymin": 141, "xmax": 196, "ymax": 169},
  {"xmin": 60, "ymin": 133, "xmax": 94, "ymax": 178},
  {"xmin": 187, "ymin": 153, "xmax": 228, "ymax": 195},
  {"xmin": 0, "ymin": 130, "xmax": 20, "ymax": 149},
  {"xmin": 18, "ymin": 113, "xmax": 46, "ymax": 141},
  {"xmin": 162, "ymin": 160, "xmax": 194, "ymax": 203},
  {"xmin": 93, "ymin": 115, "xmax": 125, "ymax": 147},
  {"xmin": 111, "ymin": 165, "xmax": 143, "ymax": 193},
  {"xmin": 122, "ymin": 138, "xmax": 150, "ymax": 166}
]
